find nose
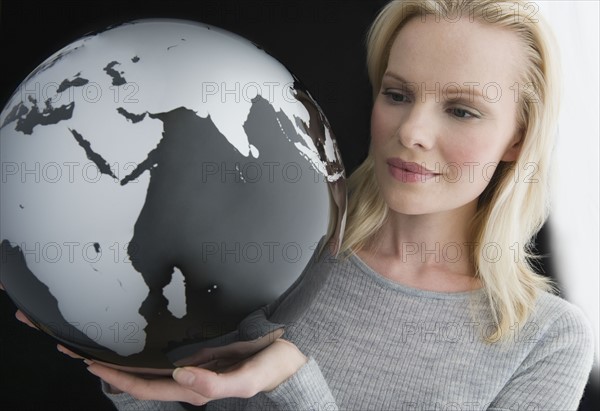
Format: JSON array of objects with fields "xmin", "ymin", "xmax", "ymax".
[{"xmin": 396, "ymin": 104, "xmax": 435, "ymax": 150}]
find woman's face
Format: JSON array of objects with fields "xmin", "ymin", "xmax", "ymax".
[{"xmin": 370, "ymin": 15, "xmax": 524, "ymax": 216}]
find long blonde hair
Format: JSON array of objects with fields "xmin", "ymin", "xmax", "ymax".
[{"xmin": 340, "ymin": 0, "xmax": 560, "ymax": 342}]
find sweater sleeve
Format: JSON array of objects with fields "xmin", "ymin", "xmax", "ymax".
[
  {"xmin": 264, "ymin": 357, "xmax": 338, "ymax": 411},
  {"xmin": 204, "ymin": 357, "xmax": 337, "ymax": 411},
  {"xmin": 488, "ymin": 304, "xmax": 595, "ymax": 411}
]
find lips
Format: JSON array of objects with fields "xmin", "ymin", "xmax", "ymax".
[
  {"xmin": 387, "ymin": 158, "xmax": 439, "ymax": 174},
  {"xmin": 386, "ymin": 158, "xmax": 440, "ymax": 182}
]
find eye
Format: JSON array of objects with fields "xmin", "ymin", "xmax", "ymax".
[
  {"xmin": 448, "ymin": 107, "xmax": 479, "ymax": 119},
  {"xmin": 382, "ymin": 89, "xmax": 411, "ymax": 104}
]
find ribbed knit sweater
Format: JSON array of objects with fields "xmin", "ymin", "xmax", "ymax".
[{"xmin": 104, "ymin": 245, "xmax": 594, "ymax": 411}]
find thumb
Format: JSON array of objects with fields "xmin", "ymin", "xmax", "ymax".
[
  {"xmin": 173, "ymin": 368, "xmax": 197, "ymax": 386},
  {"xmin": 172, "ymin": 365, "xmax": 258, "ymax": 400}
]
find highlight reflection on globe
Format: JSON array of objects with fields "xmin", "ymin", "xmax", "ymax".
[{"xmin": 0, "ymin": 19, "xmax": 346, "ymax": 369}]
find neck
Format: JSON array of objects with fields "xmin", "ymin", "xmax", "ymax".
[{"xmin": 359, "ymin": 200, "xmax": 480, "ymax": 291}]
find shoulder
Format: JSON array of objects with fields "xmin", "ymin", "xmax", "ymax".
[
  {"xmin": 488, "ymin": 292, "xmax": 596, "ymax": 410},
  {"xmin": 534, "ymin": 291, "xmax": 594, "ymax": 334},
  {"xmin": 527, "ymin": 291, "xmax": 595, "ymax": 358}
]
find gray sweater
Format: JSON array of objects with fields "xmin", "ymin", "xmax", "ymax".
[{"xmin": 105, "ymin": 246, "xmax": 595, "ymax": 411}]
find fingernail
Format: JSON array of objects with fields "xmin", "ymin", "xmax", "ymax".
[
  {"xmin": 173, "ymin": 368, "xmax": 196, "ymax": 385},
  {"xmin": 83, "ymin": 359, "xmax": 93, "ymax": 365},
  {"xmin": 86, "ymin": 366, "xmax": 98, "ymax": 375}
]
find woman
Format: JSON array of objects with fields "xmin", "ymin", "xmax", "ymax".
[{"xmin": 29, "ymin": 0, "xmax": 599, "ymax": 409}]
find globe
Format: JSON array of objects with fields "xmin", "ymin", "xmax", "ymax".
[{"xmin": 0, "ymin": 19, "xmax": 346, "ymax": 370}]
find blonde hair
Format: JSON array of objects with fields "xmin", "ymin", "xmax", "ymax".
[{"xmin": 341, "ymin": 0, "xmax": 560, "ymax": 342}]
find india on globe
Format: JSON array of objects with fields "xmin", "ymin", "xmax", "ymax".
[{"xmin": 0, "ymin": 19, "xmax": 346, "ymax": 370}]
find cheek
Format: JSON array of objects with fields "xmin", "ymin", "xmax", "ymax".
[
  {"xmin": 439, "ymin": 134, "xmax": 509, "ymax": 186},
  {"xmin": 441, "ymin": 131, "xmax": 507, "ymax": 166},
  {"xmin": 370, "ymin": 102, "xmax": 394, "ymax": 146},
  {"xmin": 439, "ymin": 137, "xmax": 481, "ymax": 165}
]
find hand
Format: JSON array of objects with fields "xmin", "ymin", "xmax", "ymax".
[
  {"xmin": 85, "ymin": 338, "xmax": 308, "ymax": 406},
  {"xmin": 2, "ymin": 282, "xmax": 307, "ymax": 405}
]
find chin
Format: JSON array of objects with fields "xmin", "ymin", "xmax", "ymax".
[
  {"xmin": 383, "ymin": 196, "xmax": 432, "ymax": 216},
  {"xmin": 389, "ymin": 206, "xmax": 436, "ymax": 216}
]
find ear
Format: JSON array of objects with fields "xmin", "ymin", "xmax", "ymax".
[{"xmin": 501, "ymin": 129, "xmax": 523, "ymax": 162}]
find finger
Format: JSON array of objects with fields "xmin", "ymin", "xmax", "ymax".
[
  {"xmin": 172, "ymin": 364, "xmax": 259, "ymax": 400},
  {"xmin": 15, "ymin": 310, "xmax": 38, "ymax": 329},
  {"xmin": 171, "ymin": 339, "xmax": 305, "ymax": 399},
  {"xmin": 0, "ymin": 283, "xmax": 4, "ymax": 290},
  {"xmin": 86, "ymin": 360, "xmax": 173, "ymax": 377},
  {"xmin": 87, "ymin": 363, "xmax": 210, "ymax": 406},
  {"xmin": 175, "ymin": 328, "xmax": 284, "ymax": 367},
  {"xmin": 196, "ymin": 357, "xmax": 245, "ymax": 373},
  {"xmin": 57, "ymin": 344, "xmax": 85, "ymax": 360}
]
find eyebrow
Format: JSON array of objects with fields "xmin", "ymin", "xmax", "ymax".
[
  {"xmin": 382, "ymin": 72, "xmax": 410, "ymax": 84},
  {"xmin": 382, "ymin": 71, "xmax": 486, "ymax": 101}
]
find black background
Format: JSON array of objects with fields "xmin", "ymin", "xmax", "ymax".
[{"xmin": 0, "ymin": 1, "xmax": 597, "ymax": 410}]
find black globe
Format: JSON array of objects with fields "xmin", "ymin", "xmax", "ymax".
[{"xmin": 0, "ymin": 19, "xmax": 346, "ymax": 369}]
